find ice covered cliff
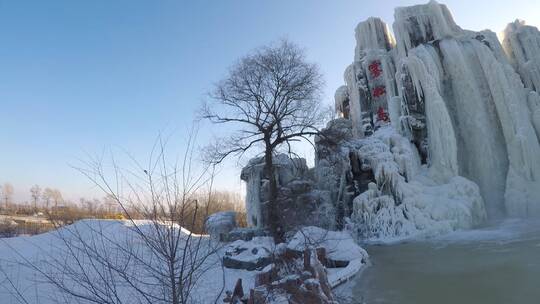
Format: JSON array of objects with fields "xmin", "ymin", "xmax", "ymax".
[
  {"xmin": 316, "ymin": 119, "xmax": 485, "ymax": 240},
  {"xmin": 331, "ymin": 0, "xmax": 540, "ymax": 240},
  {"xmin": 242, "ymin": 1, "xmax": 540, "ymax": 242}
]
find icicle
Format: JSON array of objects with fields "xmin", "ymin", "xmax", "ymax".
[{"xmin": 403, "ymin": 45, "xmax": 459, "ymax": 179}]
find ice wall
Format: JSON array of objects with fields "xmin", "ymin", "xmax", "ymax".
[
  {"xmin": 335, "ymin": 0, "xmax": 540, "ymax": 226},
  {"xmin": 391, "ymin": 1, "xmax": 540, "ymax": 218},
  {"xmin": 503, "ymin": 20, "xmax": 540, "ymax": 141},
  {"xmin": 398, "ymin": 45, "xmax": 458, "ymax": 179}
]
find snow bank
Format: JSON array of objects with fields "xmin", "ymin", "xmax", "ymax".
[
  {"xmin": 1, "ymin": 222, "xmax": 367, "ymax": 303},
  {"xmin": 0, "ymin": 220, "xmax": 254, "ymax": 304}
]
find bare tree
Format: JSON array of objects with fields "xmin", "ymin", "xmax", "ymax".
[
  {"xmin": 102, "ymin": 194, "xmax": 118, "ymax": 214},
  {"xmin": 42, "ymin": 188, "xmax": 54, "ymax": 210},
  {"xmin": 40, "ymin": 188, "xmax": 63, "ymax": 210},
  {"xmin": 1, "ymin": 183, "xmax": 14, "ymax": 210},
  {"xmin": 202, "ymin": 39, "xmax": 326, "ymax": 242},
  {"xmin": 30, "ymin": 185, "xmax": 41, "ymax": 211},
  {"xmin": 80, "ymin": 197, "xmax": 99, "ymax": 215},
  {"xmin": 3, "ymin": 128, "xmax": 226, "ymax": 304},
  {"xmin": 51, "ymin": 189, "xmax": 63, "ymax": 209}
]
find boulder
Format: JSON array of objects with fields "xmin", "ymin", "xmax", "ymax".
[
  {"xmin": 222, "ymin": 227, "xmax": 268, "ymax": 242},
  {"xmin": 205, "ymin": 211, "xmax": 236, "ymax": 241}
]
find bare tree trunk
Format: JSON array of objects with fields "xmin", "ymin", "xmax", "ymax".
[{"xmin": 264, "ymin": 146, "xmax": 284, "ymax": 243}]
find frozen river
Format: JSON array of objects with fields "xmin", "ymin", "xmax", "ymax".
[{"xmin": 350, "ymin": 220, "xmax": 540, "ymax": 304}]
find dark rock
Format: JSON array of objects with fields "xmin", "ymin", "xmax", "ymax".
[
  {"xmin": 222, "ymin": 255, "xmax": 272, "ymax": 271},
  {"xmin": 221, "ymin": 227, "xmax": 269, "ymax": 242}
]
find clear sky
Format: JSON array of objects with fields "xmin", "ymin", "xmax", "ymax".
[{"xmin": 1, "ymin": 0, "xmax": 539, "ymax": 202}]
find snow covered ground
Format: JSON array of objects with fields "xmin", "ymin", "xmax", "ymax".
[
  {"xmin": 0, "ymin": 220, "xmax": 251, "ymax": 303},
  {"xmin": 0, "ymin": 220, "xmax": 367, "ymax": 304}
]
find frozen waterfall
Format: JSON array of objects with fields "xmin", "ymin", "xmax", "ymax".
[
  {"xmin": 331, "ymin": 0, "xmax": 540, "ymax": 240},
  {"xmin": 240, "ymin": 0, "xmax": 540, "ymax": 241}
]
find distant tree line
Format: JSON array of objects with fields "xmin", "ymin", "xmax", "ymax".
[{"xmin": 0, "ymin": 182, "xmax": 246, "ymax": 236}]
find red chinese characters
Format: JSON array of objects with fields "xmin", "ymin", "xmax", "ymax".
[
  {"xmin": 377, "ymin": 106, "xmax": 389, "ymax": 122},
  {"xmin": 372, "ymin": 86, "xmax": 386, "ymax": 98},
  {"xmin": 368, "ymin": 61, "xmax": 383, "ymax": 78}
]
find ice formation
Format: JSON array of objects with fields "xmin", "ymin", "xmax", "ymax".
[
  {"xmin": 242, "ymin": 1, "xmax": 540, "ymax": 241},
  {"xmin": 503, "ymin": 20, "xmax": 540, "ymax": 92},
  {"xmin": 241, "ymin": 154, "xmax": 308, "ymax": 228},
  {"xmin": 349, "ymin": 127, "xmax": 485, "ymax": 240},
  {"xmin": 316, "ymin": 121, "xmax": 485, "ymax": 240},
  {"xmin": 205, "ymin": 211, "xmax": 237, "ymax": 241},
  {"xmin": 241, "ymin": 154, "xmax": 335, "ymax": 231},
  {"xmin": 330, "ymin": 0, "xmax": 540, "ymax": 240}
]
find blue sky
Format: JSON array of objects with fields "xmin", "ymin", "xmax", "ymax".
[{"xmin": 1, "ymin": 0, "xmax": 539, "ymax": 202}]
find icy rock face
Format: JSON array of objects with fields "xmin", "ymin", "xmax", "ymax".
[
  {"xmin": 241, "ymin": 154, "xmax": 308, "ymax": 228},
  {"xmin": 397, "ymin": 44, "xmax": 462, "ymax": 180},
  {"xmin": 276, "ymin": 180, "xmax": 335, "ymax": 231},
  {"xmin": 348, "ymin": 126, "xmax": 486, "ymax": 240},
  {"xmin": 241, "ymin": 158, "xmax": 264, "ymax": 228},
  {"xmin": 503, "ymin": 20, "xmax": 540, "ymax": 92},
  {"xmin": 354, "ymin": 17, "xmax": 395, "ymax": 57},
  {"xmin": 241, "ymin": 154, "xmax": 334, "ymax": 230},
  {"xmin": 315, "ymin": 118, "xmax": 374, "ymax": 228},
  {"xmin": 528, "ymin": 92, "xmax": 540, "ymax": 140},
  {"xmin": 239, "ymin": 1, "xmax": 540, "ymax": 242},
  {"xmin": 338, "ymin": 17, "xmax": 397, "ymax": 138},
  {"xmin": 393, "ymin": 0, "xmax": 462, "ymax": 57},
  {"xmin": 330, "ymin": 0, "xmax": 540, "ymax": 239},
  {"xmin": 334, "ymin": 85, "xmax": 350, "ymax": 119},
  {"xmin": 328, "ymin": 2, "xmax": 489, "ymax": 240},
  {"xmin": 390, "ymin": 1, "xmax": 540, "ymax": 218},
  {"xmin": 330, "ymin": 1, "xmax": 540, "ymax": 221},
  {"xmin": 315, "ymin": 119, "xmax": 485, "ymax": 240}
]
